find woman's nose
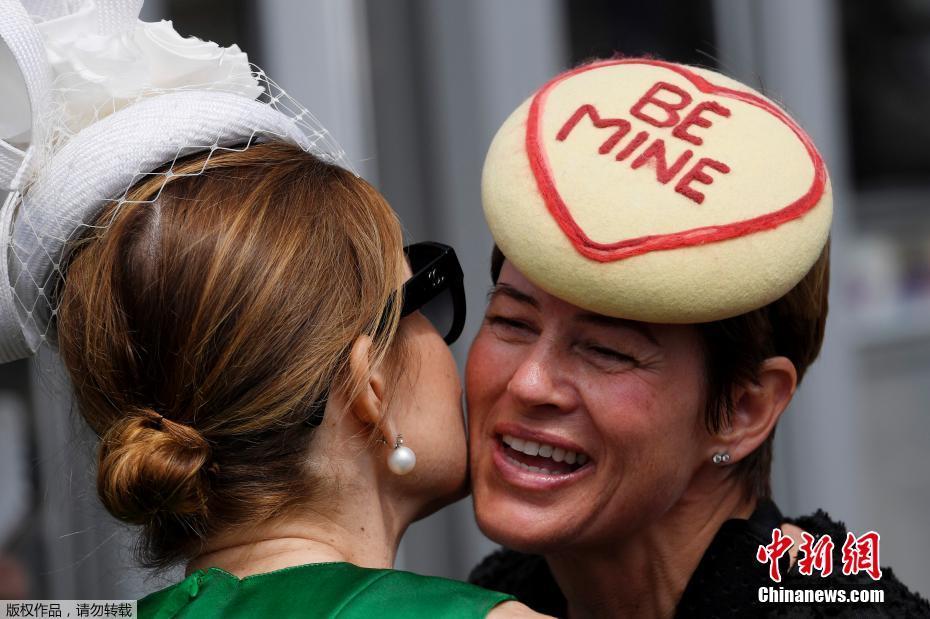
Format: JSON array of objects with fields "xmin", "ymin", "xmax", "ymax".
[{"xmin": 505, "ymin": 346, "xmax": 575, "ymax": 412}]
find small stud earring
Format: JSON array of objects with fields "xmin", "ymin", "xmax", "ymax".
[
  {"xmin": 387, "ymin": 434, "xmax": 416, "ymax": 475},
  {"xmin": 712, "ymin": 452, "xmax": 731, "ymax": 465}
]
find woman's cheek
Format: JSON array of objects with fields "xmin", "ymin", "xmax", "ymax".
[
  {"xmin": 583, "ymin": 374, "xmax": 657, "ymax": 430},
  {"xmin": 466, "ymin": 331, "xmax": 505, "ymax": 406}
]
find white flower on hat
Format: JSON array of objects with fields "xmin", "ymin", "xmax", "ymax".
[
  {"xmin": 27, "ymin": 1, "xmax": 262, "ymax": 136},
  {"xmin": 0, "ymin": 0, "xmax": 349, "ymax": 364}
]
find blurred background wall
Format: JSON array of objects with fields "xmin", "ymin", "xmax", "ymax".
[{"xmin": 1, "ymin": 0, "xmax": 928, "ymax": 601}]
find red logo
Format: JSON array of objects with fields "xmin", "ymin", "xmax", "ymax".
[
  {"xmin": 797, "ymin": 532, "xmax": 835, "ymax": 577},
  {"xmin": 757, "ymin": 528, "xmax": 794, "ymax": 582},
  {"xmin": 842, "ymin": 531, "xmax": 883, "ymax": 581},
  {"xmin": 756, "ymin": 529, "xmax": 883, "ymax": 582}
]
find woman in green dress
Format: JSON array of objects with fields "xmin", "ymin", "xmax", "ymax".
[
  {"xmin": 1, "ymin": 1, "xmax": 538, "ymax": 616},
  {"xmin": 54, "ymin": 141, "xmax": 541, "ymax": 618}
]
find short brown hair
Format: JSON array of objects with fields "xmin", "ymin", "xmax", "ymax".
[
  {"xmin": 56, "ymin": 141, "xmax": 405, "ymax": 568},
  {"xmin": 490, "ymin": 242, "xmax": 830, "ymax": 500}
]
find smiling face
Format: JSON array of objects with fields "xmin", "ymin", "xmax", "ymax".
[{"xmin": 466, "ymin": 261, "xmax": 713, "ymax": 553}]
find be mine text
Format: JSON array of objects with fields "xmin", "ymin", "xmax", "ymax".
[{"xmin": 556, "ymin": 81, "xmax": 732, "ymax": 204}]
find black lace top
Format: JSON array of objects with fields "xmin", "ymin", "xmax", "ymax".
[{"xmin": 469, "ymin": 500, "xmax": 930, "ymax": 617}]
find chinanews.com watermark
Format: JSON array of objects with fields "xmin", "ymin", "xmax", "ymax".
[
  {"xmin": 755, "ymin": 528, "xmax": 885, "ymax": 606},
  {"xmin": 2, "ymin": 601, "xmax": 136, "ymax": 618},
  {"xmin": 758, "ymin": 586, "xmax": 884, "ymax": 604}
]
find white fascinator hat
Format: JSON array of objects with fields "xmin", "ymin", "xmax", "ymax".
[{"xmin": 0, "ymin": 0, "xmax": 350, "ymax": 363}]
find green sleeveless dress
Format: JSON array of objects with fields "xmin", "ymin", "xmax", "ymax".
[{"xmin": 138, "ymin": 561, "xmax": 515, "ymax": 618}]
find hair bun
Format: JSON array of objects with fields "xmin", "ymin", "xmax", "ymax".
[{"xmin": 97, "ymin": 407, "xmax": 213, "ymax": 525}]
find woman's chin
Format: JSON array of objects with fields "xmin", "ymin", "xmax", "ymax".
[{"xmin": 473, "ymin": 497, "xmax": 581, "ymax": 554}]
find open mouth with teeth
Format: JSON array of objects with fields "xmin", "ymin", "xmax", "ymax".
[{"xmin": 499, "ymin": 434, "xmax": 590, "ymax": 475}]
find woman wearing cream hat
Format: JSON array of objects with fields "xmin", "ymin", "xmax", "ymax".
[{"xmin": 465, "ymin": 58, "xmax": 929, "ymax": 617}]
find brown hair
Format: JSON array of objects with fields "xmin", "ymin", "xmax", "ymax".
[
  {"xmin": 490, "ymin": 242, "xmax": 830, "ymax": 500},
  {"xmin": 56, "ymin": 141, "xmax": 405, "ymax": 568},
  {"xmin": 696, "ymin": 241, "xmax": 830, "ymax": 499}
]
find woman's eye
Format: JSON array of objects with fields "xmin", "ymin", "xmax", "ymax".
[
  {"xmin": 487, "ymin": 315, "xmax": 534, "ymax": 333},
  {"xmin": 586, "ymin": 345, "xmax": 637, "ymax": 365}
]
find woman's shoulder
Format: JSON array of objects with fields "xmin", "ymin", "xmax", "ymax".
[
  {"xmin": 678, "ymin": 503, "xmax": 930, "ymax": 617},
  {"xmin": 778, "ymin": 507, "xmax": 930, "ymax": 616},
  {"xmin": 356, "ymin": 566, "xmax": 517, "ymax": 618},
  {"xmin": 469, "ymin": 549, "xmax": 566, "ymax": 617},
  {"xmin": 139, "ymin": 562, "xmax": 515, "ymax": 619}
]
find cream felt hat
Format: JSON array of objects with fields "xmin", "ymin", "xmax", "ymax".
[{"xmin": 482, "ymin": 58, "xmax": 832, "ymax": 323}]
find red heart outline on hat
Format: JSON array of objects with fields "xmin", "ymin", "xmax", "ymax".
[{"xmin": 525, "ymin": 59, "xmax": 828, "ymax": 262}]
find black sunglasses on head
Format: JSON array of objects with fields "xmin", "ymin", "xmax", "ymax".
[{"xmin": 399, "ymin": 242, "xmax": 466, "ymax": 344}]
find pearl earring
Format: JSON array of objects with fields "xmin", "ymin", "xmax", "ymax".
[
  {"xmin": 712, "ymin": 452, "xmax": 731, "ymax": 465},
  {"xmin": 387, "ymin": 434, "xmax": 416, "ymax": 475}
]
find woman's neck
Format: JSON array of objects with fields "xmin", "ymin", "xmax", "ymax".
[
  {"xmin": 547, "ymin": 483, "xmax": 756, "ymax": 619},
  {"xmin": 187, "ymin": 481, "xmax": 409, "ymax": 578}
]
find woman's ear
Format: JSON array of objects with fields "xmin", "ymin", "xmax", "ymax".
[
  {"xmin": 346, "ymin": 335, "xmax": 388, "ymax": 432},
  {"xmin": 715, "ymin": 356, "xmax": 798, "ymax": 463}
]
